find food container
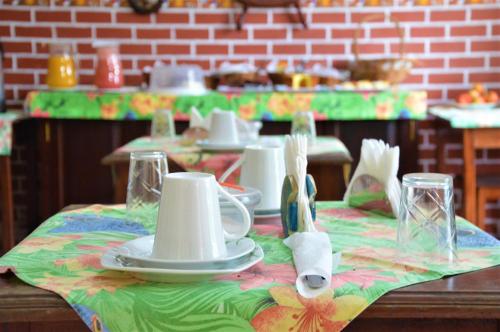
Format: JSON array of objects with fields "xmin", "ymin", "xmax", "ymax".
[
  {"xmin": 46, "ymin": 42, "xmax": 77, "ymax": 89},
  {"xmin": 220, "ymin": 184, "xmax": 261, "ymax": 228},
  {"xmin": 149, "ymin": 64, "xmax": 207, "ymax": 95},
  {"xmin": 94, "ymin": 42, "xmax": 123, "ymax": 90}
]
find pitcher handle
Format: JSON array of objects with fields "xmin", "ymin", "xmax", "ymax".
[
  {"xmin": 217, "ymin": 183, "xmax": 251, "ymax": 240},
  {"xmin": 218, "ymin": 154, "xmax": 245, "ymax": 183}
]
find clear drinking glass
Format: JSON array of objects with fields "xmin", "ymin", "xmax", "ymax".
[
  {"xmin": 151, "ymin": 109, "xmax": 175, "ymax": 139},
  {"xmin": 397, "ymin": 173, "xmax": 457, "ymax": 265},
  {"xmin": 126, "ymin": 151, "xmax": 168, "ymax": 223},
  {"xmin": 291, "ymin": 111, "xmax": 317, "ymax": 145}
]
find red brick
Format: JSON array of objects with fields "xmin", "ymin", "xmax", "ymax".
[
  {"xmin": 35, "ymin": 10, "xmax": 71, "ymax": 22},
  {"xmin": 56, "ymin": 27, "xmax": 92, "ymax": 38},
  {"xmin": 471, "ymin": 9, "xmax": 499, "ymax": 20},
  {"xmin": 234, "ymin": 44, "xmax": 267, "ymax": 54},
  {"xmin": 177, "ymin": 59, "xmax": 210, "ymax": 70},
  {"xmin": 273, "ymin": 12, "xmax": 301, "ymax": 24},
  {"xmin": 0, "ymin": 9, "xmax": 30, "ymax": 21},
  {"xmin": 116, "ymin": 12, "xmax": 151, "ymax": 23},
  {"xmin": 311, "ymin": 12, "xmax": 345, "ymax": 23},
  {"xmin": 430, "ymin": 42, "xmax": 466, "ymax": 53},
  {"xmin": 353, "ymin": 43, "xmax": 385, "ymax": 54},
  {"xmin": 471, "ymin": 41, "xmax": 500, "ymax": 52},
  {"xmin": 401, "ymin": 74, "xmax": 423, "ymax": 84},
  {"xmin": 0, "ymin": 26, "xmax": 9, "ymax": 37},
  {"xmin": 493, "ymin": 25, "xmax": 500, "ymax": 36},
  {"xmin": 195, "ymin": 13, "xmax": 228, "ymax": 24},
  {"xmin": 196, "ymin": 44, "xmax": 228, "ymax": 55},
  {"xmin": 428, "ymin": 73, "xmax": 463, "ymax": 84},
  {"xmin": 273, "ymin": 44, "xmax": 306, "ymax": 55},
  {"xmin": 77, "ymin": 43, "xmax": 94, "ymax": 55},
  {"xmin": 469, "ymin": 72, "xmax": 500, "ymax": 83},
  {"xmin": 122, "ymin": 59, "xmax": 134, "ymax": 70},
  {"xmin": 311, "ymin": 44, "xmax": 344, "ymax": 54},
  {"xmin": 17, "ymin": 57, "xmax": 47, "ymax": 69},
  {"xmin": 176, "ymin": 29, "xmax": 209, "ymax": 39},
  {"xmin": 351, "ymin": 12, "xmax": 384, "ymax": 23},
  {"xmin": 254, "ymin": 29, "xmax": 287, "ymax": 39},
  {"xmin": 491, "ymin": 57, "xmax": 500, "ymax": 67},
  {"xmin": 79, "ymin": 59, "xmax": 94, "ymax": 70},
  {"xmin": 448, "ymin": 88, "xmax": 468, "ymax": 100},
  {"xmin": 4, "ymin": 73, "xmax": 34, "ymax": 85},
  {"xmin": 331, "ymin": 28, "xmax": 363, "ymax": 39},
  {"xmin": 124, "ymin": 74, "xmax": 142, "ymax": 86},
  {"xmin": 450, "ymin": 26, "xmax": 487, "ymax": 37},
  {"xmin": 15, "ymin": 26, "xmax": 51, "ymax": 38},
  {"xmin": 96, "ymin": 28, "xmax": 131, "ymax": 39},
  {"xmin": 372, "ymin": 28, "xmax": 401, "ymax": 38},
  {"xmin": 236, "ymin": 12, "xmax": 267, "ymax": 24},
  {"xmin": 121, "ymin": 44, "xmax": 152, "ymax": 55},
  {"xmin": 2, "ymin": 57, "xmax": 12, "ymax": 69},
  {"xmin": 292, "ymin": 29, "xmax": 326, "ymax": 39},
  {"xmin": 390, "ymin": 11, "xmax": 425, "ymax": 22},
  {"xmin": 157, "ymin": 44, "xmax": 190, "ymax": 54},
  {"xmin": 392, "ymin": 42, "xmax": 425, "ymax": 54},
  {"xmin": 214, "ymin": 29, "xmax": 248, "ymax": 39},
  {"xmin": 3, "ymin": 41, "xmax": 31, "ymax": 53},
  {"xmin": 136, "ymin": 28, "xmax": 170, "ymax": 39},
  {"xmin": 77, "ymin": 74, "xmax": 94, "ymax": 85},
  {"xmin": 430, "ymin": 10, "xmax": 465, "ymax": 21},
  {"xmin": 76, "ymin": 11, "xmax": 112, "ymax": 23},
  {"xmin": 416, "ymin": 58, "xmax": 445, "ymax": 68},
  {"xmin": 411, "ymin": 27, "xmax": 445, "ymax": 38},
  {"xmin": 156, "ymin": 13, "xmax": 189, "ymax": 23},
  {"xmin": 449, "ymin": 57, "xmax": 484, "ymax": 68},
  {"xmin": 426, "ymin": 89, "xmax": 443, "ymax": 100}
]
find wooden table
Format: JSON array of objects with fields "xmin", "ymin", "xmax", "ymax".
[
  {"xmin": 101, "ymin": 142, "xmax": 353, "ymax": 204},
  {"xmin": 0, "ymin": 266, "xmax": 498, "ymax": 331},
  {"xmin": 435, "ymin": 118, "xmax": 500, "ymax": 228}
]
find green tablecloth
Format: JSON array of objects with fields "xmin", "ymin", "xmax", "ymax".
[
  {"xmin": 26, "ymin": 90, "xmax": 427, "ymax": 121},
  {"xmin": 0, "ymin": 112, "xmax": 22, "ymax": 156},
  {"xmin": 115, "ymin": 136, "xmax": 351, "ymax": 183},
  {"xmin": 0, "ymin": 202, "xmax": 498, "ymax": 332},
  {"xmin": 431, "ymin": 106, "xmax": 500, "ymax": 128}
]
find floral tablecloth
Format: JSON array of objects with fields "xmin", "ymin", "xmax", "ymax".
[
  {"xmin": 113, "ymin": 136, "xmax": 352, "ymax": 183},
  {"xmin": 0, "ymin": 202, "xmax": 498, "ymax": 332},
  {"xmin": 431, "ymin": 107, "xmax": 500, "ymax": 128},
  {"xmin": 26, "ymin": 90, "xmax": 427, "ymax": 121},
  {"xmin": 0, "ymin": 112, "xmax": 22, "ymax": 156}
]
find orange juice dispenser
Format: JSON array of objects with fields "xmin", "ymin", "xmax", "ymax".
[{"xmin": 46, "ymin": 42, "xmax": 77, "ymax": 89}]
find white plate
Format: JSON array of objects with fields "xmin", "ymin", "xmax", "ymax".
[
  {"xmin": 197, "ymin": 140, "xmax": 250, "ymax": 151},
  {"xmin": 456, "ymin": 103, "xmax": 498, "ymax": 110},
  {"xmin": 115, "ymin": 235, "xmax": 255, "ymax": 265},
  {"xmin": 254, "ymin": 208, "xmax": 281, "ymax": 218},
  {"xmin": 101, "ymin": 245, "xmax": 264, "ymax": 283}
]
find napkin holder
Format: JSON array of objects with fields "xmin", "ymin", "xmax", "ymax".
[{"xmin": 280, "ymin": 174, "xmax": 317, "ymax": 237}]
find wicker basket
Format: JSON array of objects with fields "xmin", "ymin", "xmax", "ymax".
[{"xmin": 349, "ymin": 14, "xmax": 413, "ymax": 84}]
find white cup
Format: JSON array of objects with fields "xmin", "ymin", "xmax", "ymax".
[
  {"xmin": 219, "ymin": 145, "xmax": 286, "ymax": 211},
  {"xmin": 209, "ymin": 110, "xmax": 239, "ymax": 144},
  {"xmin": 152, "ymin": 172, "xmax": 251, "ymax": 261}
]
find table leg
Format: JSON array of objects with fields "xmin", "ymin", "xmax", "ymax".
[
  {"xmin": 0, "ymin": 156, "xmax": 15, "ymax": 251},
  {"xmin": 463, "ymin": 130, "xmax": 476, "ymax": 224}
]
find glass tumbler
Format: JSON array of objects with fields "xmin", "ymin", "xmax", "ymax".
[
  {"xmin": 126, "ymin": 151, "xmax": 168, "ymax": 223},
  {"xmin": 397, "ymin": 173, "xmax": 457, "ymax": 264},
  {"xmin": 291, "ymin": 111, "xmax": 317, "ymax": 145},
  {"xmin": 151, "ymin": 109, "xmax": 175, "ymax": 139}
]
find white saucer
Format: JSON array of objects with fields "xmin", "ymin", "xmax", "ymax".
[
  {"xmin": 101, "ymin": 245, "xmax": 264, "ymax": 283},
  {"xmin": 115, "ymin": 235, "xmax": 255, "ymax": 265},
  {"xmin": 254, "ymin": 208, "xmax": 281, "ymax": 218},
  {"xmin": 197, "ymin": 140, "xmax": 250, "ymax": 152}
]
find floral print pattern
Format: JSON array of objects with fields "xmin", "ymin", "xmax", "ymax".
[{"xmin": 0, "ymin": 113, "xmax": 21, "ymax": 156}]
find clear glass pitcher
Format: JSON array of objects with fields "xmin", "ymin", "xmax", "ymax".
[
  {"xmin": 46, "ymin": 42, "xmax": 77, "ymax": 89},
  {"xmin": 94, "ymin": 42, "xmax": 123, "ymax": 90}
]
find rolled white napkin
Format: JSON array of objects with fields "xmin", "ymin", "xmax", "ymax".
[{"xmin": 284, "ymin": 232, "xmax": 341, "ymax": 298}]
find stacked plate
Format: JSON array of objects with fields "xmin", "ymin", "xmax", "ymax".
[{"xmin": 101, "ymin": 235, "xmax": 263, "ymax": 283}]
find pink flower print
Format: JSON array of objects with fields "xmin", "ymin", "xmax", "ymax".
[
  {"xmin": 319, "ymin": 208, "xmax": 369, "ymax": 220},
  {"xmin": 217, "ymin": 263, "xmax": 297, "ymax": 290},
  {"xmin": 253, "ymin": 224, "xmax": 284, "ymax": 237},
  {"xmin": 331, "ymin": 269, "xmax": 398, "ymax": 289}
]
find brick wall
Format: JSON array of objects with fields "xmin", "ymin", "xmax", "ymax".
[{"xmin": 0, "ymin": 3, "xmax": 499, "ymax": 107}]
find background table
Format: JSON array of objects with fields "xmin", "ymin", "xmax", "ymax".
[
  {"xmin": 431, "ymin": 107, "xmax": 500, "ymax": 228},
  {"xmin": 102, "ymin": 136, "xmax": 353, "ymax": 203}
]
